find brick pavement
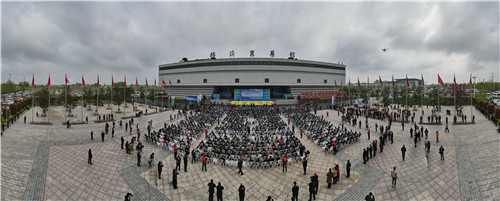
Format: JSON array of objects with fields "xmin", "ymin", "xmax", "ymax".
[{"xmin": 1, "ymin": 104, "xmax": 499, "ymax": 201}]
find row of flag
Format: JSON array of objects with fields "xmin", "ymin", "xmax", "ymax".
[
  {"xmin": 332, "ymin": 74, "xmax": 473, "ymax": 88},
  {"xmin": 32, "ymin": 75, "xmax": 173, "ymax": 87},
  {"xmin": 32, "ymin": 74, "xmax": 474, "ymax": 89}
]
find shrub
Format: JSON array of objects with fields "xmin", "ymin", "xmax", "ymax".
[
  {"xmin": 495, "ymin": 108, "xmax": 500, "ymax": 119},
  {"xmin": 487, "ymin": 104, "xmax": 495, "ymax": 114},
  {"xmin": 482, "ymin": 101, "xmax": 489, "ymax": 110}
]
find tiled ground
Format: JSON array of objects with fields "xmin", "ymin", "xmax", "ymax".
[{"xmin": 1, "ymin": 104, "xmax": 499, "ymax": 201}]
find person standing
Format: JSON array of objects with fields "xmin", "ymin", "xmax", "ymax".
[
  {"xmin": 121, "ymin": 136, "xmax": 124, "ymax": 149},
  {"xmin": 302, "ymin": 157, "xmax": 308, "ymax": 175},
  {"xmin": 137, "ymin": 129, "xmax": 141, "ymax": 141},
  {"xmin": 88, "ymin": 149, "xmax": 93, "ymax": 165},
  {"xmin": 436, "ymin": 131, "xmax": 439, "ymax": 143},
  {"xmin": 391, "ymin": 167, "xmax": 397, "ymax": 188},
  {"xmin": 308, "ymin": 180, "xmax": 316, "ymax": 201},
  {"xmin": 439, "ymin": 146, "xmax": 445, "ymax": 161},
  {"xmin": 137, "ymin": 151, "xmax": 141, "ymax": 166},
  {"xmin": 90, "ymin": 131, "xmax": 94, "ymax": 140},
  {"xmin": 311, "ymin": 173, "xmax": 319, "ymax": 195},
  {"xmin": 237, "ymin": 158, "xmax": 244, "ymax": 175},
  {"xmin": 208, "ymin": 180, "xmax": 216, "ymax": 201},
  {"xmin": 292, "ymin": 181, "xmax": 299, "ymax": 201},
  {"xmin": 111, "ymin": 128, "xmax": 114, "ymax": 138},
  {"xmin": 363, "ymin": 148, "xmax": 367, "ymax": 164},
  {"xmin": 335, "ymin": 164, "xmax": 340, "ymax": 183},
  {"xmin": 346, "ymin": 160, "xmax": 351, "ymax": 178},
  {"xmin": 326, "ymin": 168, "xmax": 333, "ymax": 188},
  {"xmin": 216, "ymin": 182, "xmax": 224, "ymax": 201},
  {"xmin": 172, "ymin": 169, "xmax": 179, "ymax": 189},
  {"xmin": 176, "ymin": 155, "xmax": 181, "ymax": 171},
  {"xmin": 365, "ymin": 192, "xmax": 375, "ymax": 201},
  {"xmin": 282, "ymin": 155, "xmax": 288, "ymax": 174},
  {"xmin": 202, "ymin": 154, "xmax": 207, "ymax": 171},
  {"xmin": 238, "ymin": 183, "xmax": 245, "ymax": 201},
  {"xmin": 149, "ymin": 153, "xmax": 155, "ymax": 167},
  {"xmin": 401, "ymin": 145, "xmax": 407, "ymax": 161},
  {"xmin": 101, "ymin": 131, "xmax": 105, "ymax": 142},
  {"xmin": 367, "ymin": 129, "xmax": 370, "ymax": 140},
  {"xmin": 183, "ymin": 153, "xmax": 188, "ymax": 172},
  {"xmin": 174, "ymin": 144, "xmax": 178, "ymax": 158}
]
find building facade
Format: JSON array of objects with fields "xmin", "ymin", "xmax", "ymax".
[{"xmin": 158, "ymin": 58, "xmax": 346, "ymax": 99}]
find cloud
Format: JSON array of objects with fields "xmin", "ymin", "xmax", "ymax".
[{"xmin": 2, "ymin": 2, "xmax": 498, "ymax": 85}]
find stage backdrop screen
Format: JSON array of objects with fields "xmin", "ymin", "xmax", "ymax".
[{"xmin": 234, "ymin": 89, "xmax": 271, "ymax": 101}]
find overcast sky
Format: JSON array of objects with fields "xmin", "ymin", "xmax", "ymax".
[{"xmin": 2, "ymin": 1, "xmax": 499, "ymax": 85}]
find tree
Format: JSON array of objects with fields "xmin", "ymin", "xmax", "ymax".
[
  {"xmin": 83, "ymin": 87, "xmax": 94, "ymax": 105},
  {"xmin": 1, "ymin": 80, "xmax": 16, "ymax": 95},
  {"xmin": 59, "ymin": 86, "xmax": 75, "ymax": 108},
  {"xmin": 36, "ymin": 87, "xmax": 50, "ymax": 112},
  {"xmin": 19, "ymin": 81, "xmax": 29, "ymax": 92},
  {"xmin": 429, "ymin": 88, "xmax": 440, "ymax": 106}
]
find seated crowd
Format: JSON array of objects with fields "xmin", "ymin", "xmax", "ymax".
[
  {"xmin": 194, "ymin": 105, "xmax": 305, "ymax": 168},
  {"xmin": 281, "ymin": 104, "xmax": 361, "ymax": 154}
]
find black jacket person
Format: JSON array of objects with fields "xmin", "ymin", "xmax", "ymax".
[
  {"xmin": 208, "ymin": 180, "xmax": 216, "ymax": 201},
  {"xmin": 216, "ymin": 182, "xmax": 224, "ymax": 201},
  {"xmin": 238, "ymin": 183, "xmax": 245, "ymax": 201}
]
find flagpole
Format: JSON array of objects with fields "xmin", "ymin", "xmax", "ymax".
[
  {"xmin": 438, "ymin": 74, "xmax": 440, "ymax": 113},
  {"xmin": 48, "ymin": 79, "xmax": 51, "ymax": 123},
  {"xmin": 421, "ymin": 74, "xmax": 424, "ymax": 108},
  {"xmin": 32, "ymin": 76, "xmax": 34, "ymax": 122},
  {"xmin": 454, "ymin": 73, "xmax": 456, "ymax": 113},
  {"xmin": 81, "ymin": 85, "xmax": 83, "ymax": 122},
  {"xmin": 65, "ymin": 79, "xmax": 67, "ymax": 122},
  {"xmin": 124, "ymin": 83, "xmax": 126, "ymax": 117},
  {"xmin": 111, "ymin": 84, "xmax": 113, "ymax": 115}
]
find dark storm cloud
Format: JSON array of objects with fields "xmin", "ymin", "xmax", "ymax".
[{"xmin": 2, "ymin": 2, "xmax": 498, "ymax": 85}]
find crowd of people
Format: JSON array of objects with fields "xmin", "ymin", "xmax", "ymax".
[
  {"xmin": 281, "ymin": 104, "xmax": 361, "ymax": 155},
  {"xmin": 194, "ymin": 105, "xmax": 305, "ymax": 169}
]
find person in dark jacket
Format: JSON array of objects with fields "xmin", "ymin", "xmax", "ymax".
[
  {"xmin": 302, "ymin": 157, "xmax": 308, "ymax": 175},
  {"xmin": 216, "ymin": 182, "xmax": 224, "ymax": 201},
  {"xmin": 137, "ymin": 151, "xmax": 141, "ymax": 166},
  {"xmin": 237, "ymin": 158, "xmax": 244, "ymax": 175},
  {"xmin": 157, "ymin": 161, "xmax": 163, "ymax": 179},
  {"xmin": 326, "ymin": 169, "xmax": 333, "ymax": 188},
  {"xmin": 365, "ymin": 192, "xmax": 375, "ymax": 201},
  {"xmin": 238, "ymin": 183, "xmax": 245, "ymax": 201},
  {"xmin": 90, "ymin": 131, "xmax": 94, "ymax": 140},
  {"xmin": 401, "ymin": 145, "xmax": 407, "ymax": 161},
  {"xmin": 308, "ymin": 180, "xmax": 316, "ymax": 201},
  {"xmin": 121, "ymin": 136, "xmax": 124, "ymax": 149},
  {"xmin": 183, "ymin": 154, "xmax": 188, "ymax": 172},
  {"xmin": 172, "ymin": 169, "xmax": 179, "ymax": 189},
  {"xmin": 88, "ymin": 149, "xmax": 93, "ymax": 165},
  {"xmin": 101, "ymin": 131, "xmax": 105, "ymax": 142},
  {"xmin": 208, "ymin": 179, "xmax": 216, "ymax": 201},
  {"xmin": 346, "ymin": 160, "xmax": 351, "ymax": 178},
  {"xmin": 176, "ymin": 156, "xmax": 181, "ymax": 171},
  {"xmin": 311, "ymin": 173, "xmax": 319, "ymax": 194},
  {"xmin": 124, "ymin": 192, "xmax": 133, "ymax": 201},
  {"xmin": 292, "ymin": 181, "xmax": 299, "ymax": 201}
]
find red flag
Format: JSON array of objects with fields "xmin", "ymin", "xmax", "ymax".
[
  {"xmin": 406, "ymin": 75, "xmax": 409, "ymax": 87},
  {"xmin": 124, "ymin": 76, "xmax": 126, "ymax": 86},
  {"xmin": 438, "ymin": 74, "xmax": 444, "ymax": 85},
  {"xmin": 349, "ymin": 78, "xmax": 351, "ymax": 86},
  {"xmin": 32, "ymin": 75, "xmax": 35, "ymax": 87},
  {"xmin": 162, "ymin": 79, "xmax": 166, "ymax": 86},
  {"xmin": 136, "ymin": 77, "xmax": 139, "ymax": 87},
  {"xmin": 334, "ymin": 80, "xmax": 337, "ymax": 87},
  {"xmin": 97, "ymin": 75, "xmax": 100, "ymax": 87},
  {"xmin": 469, "ymin": 74, "xmax": 472, "ymax": 85},
  {"xmin": 392, "ymin": 75, "xmax": 395, "ymax": 86},
  {"xmin": 421, "ymin": 74, "xmax": 424, "ymax": 86},
  {"xmin": 379, "ymin": 76, "xmax": 383, "ymax": 85},
  {"xmin": 357, "ymin": 77, "xmax": 360, "ymax": 87},
  {"xmin": 367, "ymin": 76, "xmax": 369, "ymax": 87},
  {"xmin": 145, "ymin": 78, "xmax": 148, "ymax": 87},
  {"xmin": 112, "ymin": 76, "xmax": 114, "ymax": 87},
  {"xmin": 65, "ymin": 74, "xmax": 68, "ymax": 86},
  {"xmin": 82, "ymin": 75, "xmax": 86, "ymax": 86},
  {"xmin": 48, "ymin": 75, "xmax": 51, "ymax": 87},
  {"xmin": 454, "ymin": 74, "xmax": 456, "ymax": 85},
  {"xmin": 154, "ymin": 78, "xmax": 156, "ymax": 87},
  {"xmin": 169, "ymin": 80, "xmax": 172, "ymax": 86}
]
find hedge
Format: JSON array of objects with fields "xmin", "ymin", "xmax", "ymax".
[{"xmin": 495, "ymin": 108, "xmax": 500, "ymax": 119}]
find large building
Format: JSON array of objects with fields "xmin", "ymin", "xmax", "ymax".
[{"xmin": 158, "ymin": 57, "xmax": 346, "ymax": 100}]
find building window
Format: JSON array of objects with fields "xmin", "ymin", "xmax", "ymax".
[
  {"xmin": 265, "ymin": 78, "xmax": 269, "ymax": 83},
  {"xmin": 235, "ymin": 78, "xmax": 239, "ymax": 83},
  {"xmin": 324, "ymin": 79, "xmax": 327, "ymax": 83},
  {"xmin": 177, "ymin": 79, "xmax": 180, "ymax": 83},
  {"xmin": 203, "ymin": 79, "xmax": 207, "ymax": 83},
  {"xmin": 297, "ymin": 79, "xmax": 301, "ymax": 83}
]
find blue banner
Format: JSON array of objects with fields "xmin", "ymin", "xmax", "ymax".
[
  {"xmin": 234, "ymin": 89, "xmax": 271, "ymax": 101},
  {"xmin": 184, "ymin": 96, "xmax": 198, "ymax": 102}
]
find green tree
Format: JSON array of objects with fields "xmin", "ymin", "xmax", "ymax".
[
  {"xmin": 36, "ymin": 87, "xmax": 50, "ymax": 111},
  {"xmin": 1, "ymin": 80, "xmax": 16, "ymax": 94},
  {"xmin": 59, "ymin": 86, "xmax": 75, "ymax": 107}
]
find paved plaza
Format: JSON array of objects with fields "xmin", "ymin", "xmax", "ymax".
[{"xmin": 1, "ymin": 104, "xmax": 499, "ymax": 201}]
